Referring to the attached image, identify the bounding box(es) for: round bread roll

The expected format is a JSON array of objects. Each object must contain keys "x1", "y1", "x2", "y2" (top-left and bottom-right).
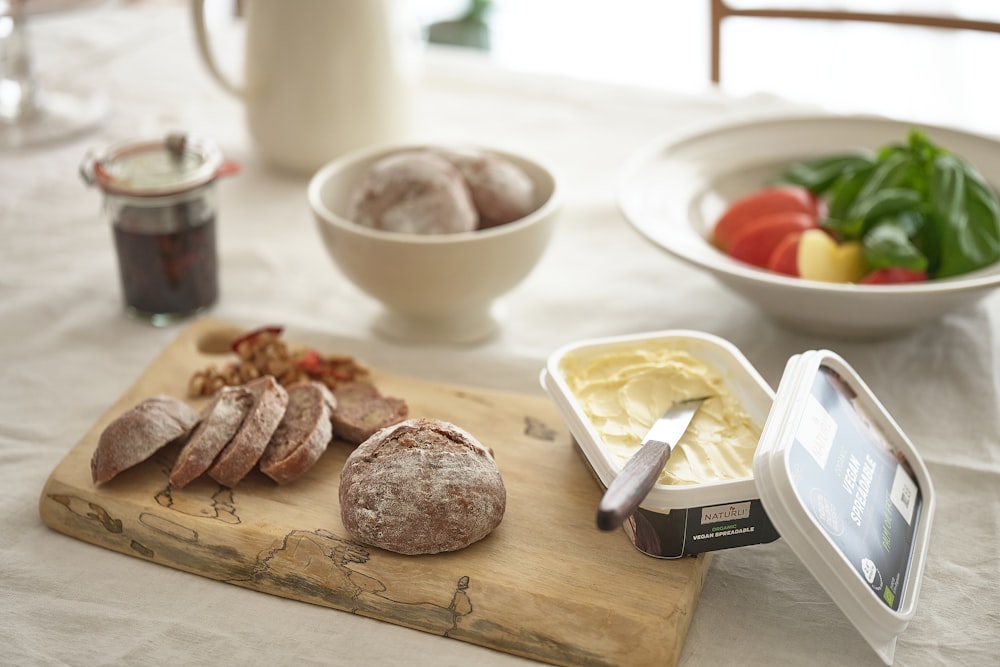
[
  {"x1": 339, "y1": 417, "x2": 506, "y2": 555},
  {"x1": 436, "y1": 148, "x2": 536, "y2": 228},
  {"x1": 349, "y1": 151, "x2": 478, "y2": 234}
]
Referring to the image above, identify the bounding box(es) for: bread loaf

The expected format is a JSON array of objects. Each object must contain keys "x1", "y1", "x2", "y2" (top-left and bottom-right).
[
  {"x1": 339, "y1": 418, "x2": 506, "y2": 555},
  {"x1": 259, "y1": 381, "x2": 336, "y2": 485},
  {"x1": 169, "y1": 384, "x2": 254, "y2": 488},
  {"x1": 436, "y1": 148, "x2": 536, "y2": 228},
  {"x1": 208, "y1": 375, "x2": 288, "y2": 488},
  {"x1": 91, "y1": 395, "x2": 199, "y2": 485},
  {"x1": 349, "y1": 151, "x2": 477, "y2": 234}
]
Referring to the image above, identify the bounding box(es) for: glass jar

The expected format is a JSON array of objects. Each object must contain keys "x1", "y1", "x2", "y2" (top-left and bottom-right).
[{"x1": 81, "y1": 134, "x2": 238, "y2": 326}]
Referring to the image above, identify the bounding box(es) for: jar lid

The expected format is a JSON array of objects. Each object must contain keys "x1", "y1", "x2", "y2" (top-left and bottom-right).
[
  {"x1": 81, "y1": 133, "x2": 235, "y2": 196},
  {"x1": 753, "y1": 350, "x2": 935, "y2": 665}
]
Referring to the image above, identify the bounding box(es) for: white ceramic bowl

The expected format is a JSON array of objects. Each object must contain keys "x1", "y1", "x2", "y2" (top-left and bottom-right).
[
  {"x1": 618, "y1": 112, "x2": 1000, "y2": 339},
  {"x1": 309, "y1": 144, "x2": 559, "y2": 343}
]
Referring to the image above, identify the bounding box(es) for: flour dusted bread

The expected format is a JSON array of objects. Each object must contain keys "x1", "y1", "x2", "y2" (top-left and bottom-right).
[
  {"x1": 169, "y1": 385, "x2": 254, "y2": 488},
  {"x1": 435, "y1": 148, "x2": 536, "y2": 228},
  {"x1": 349, "y1": 151, "x2": 477, "y2": 235},
  {"x1": 208, "y1": 375, "x2": 288, "y2": 488},
  {"x1": 92, "y1": 395, "x2": 199, "y2": 485},
  {"x1": 339, "y1": 417, "x2": 506, "y2": 555},
  {"x1": 330, "y1": 381, "x2": 408, "y2": 445},
  {"x1": 259, "y1": 381, "x2": 336, "y2": 485}
]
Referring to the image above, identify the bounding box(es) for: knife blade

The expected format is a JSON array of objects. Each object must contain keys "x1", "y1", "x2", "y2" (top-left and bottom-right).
[{"x1": 596, "y1": 396, "x2": 709, "y2": 531}]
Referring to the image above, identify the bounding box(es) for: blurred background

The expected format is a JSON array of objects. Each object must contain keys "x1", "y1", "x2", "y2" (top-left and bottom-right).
[
  {"x1": 12, "y1": 0, "x2": 1000, "y2": 140},
  {"x1": 415, "y1": 0, "x2": 1000, "y2": 136}
]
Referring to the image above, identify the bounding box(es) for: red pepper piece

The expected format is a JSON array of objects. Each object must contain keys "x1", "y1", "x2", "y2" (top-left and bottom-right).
[
  {"x1": 295, "y1": 349, "x2": 324, "y2": 374},
  {"x1": 229, "y1": 325, "x2": 284, "y2": 353}
]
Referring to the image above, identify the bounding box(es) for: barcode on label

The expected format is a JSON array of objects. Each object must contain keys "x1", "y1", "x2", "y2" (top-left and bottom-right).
[{"x1": 889, "y1": 463, "x2": 918, "y2": 525}]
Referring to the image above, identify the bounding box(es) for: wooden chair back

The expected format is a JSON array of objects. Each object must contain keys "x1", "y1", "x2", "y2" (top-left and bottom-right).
[{"x1": 710, "y1": 0, "x2": 1000, "y2": 83}]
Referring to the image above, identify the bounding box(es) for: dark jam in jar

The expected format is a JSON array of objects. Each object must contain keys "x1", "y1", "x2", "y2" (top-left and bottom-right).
[
  {"x1": 110, "y1": 197, "x2": 218, "y2": 323},
  {"x1": 82, "y1": 134, "x2": 235, "y2": 326}
]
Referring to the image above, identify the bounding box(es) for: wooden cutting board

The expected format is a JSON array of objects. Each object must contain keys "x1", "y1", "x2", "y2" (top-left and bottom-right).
[{"x1": 39, "y1": 317, "x2": 710, "y2": 667}]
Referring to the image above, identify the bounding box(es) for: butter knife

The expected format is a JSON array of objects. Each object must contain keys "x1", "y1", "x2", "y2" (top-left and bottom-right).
[{"x1": 596, "y1": 396, "x2": 709, "y2": 531}]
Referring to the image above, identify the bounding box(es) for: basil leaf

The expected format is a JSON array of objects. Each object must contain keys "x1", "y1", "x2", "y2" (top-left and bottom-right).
[
  {"x1": 862, "y1": 221, "x2": 928, "y2": 272},
  {"x1": 828, "y1": 163, "x2": 876, "y2": 228},
  {"x1": 851, "y1": 188, "x2": 923, "y2": 231},
  {"x1": 966, "y1": 179, "x2": 1000, "y2": 265},
  {"x1": 932, "y1": 156, "x2": 1000, "y2": 277},
  {"x1": 847, "y1": 150, "x2": 913, "y2": 220},
  {"x1": 821, "y1": 216, "x2": 864, "y2": 239},
  {"x1": 909, "y1": 210, "x2": 942, "y2": 275},
  {"x1": 907, "y1": 129, "x2": 945, "y2": 165},
  {"x1": 930, "y1": 154, "x2": 966, "y2": 221},
  {"x1": 776, "y1": 154, "x2": 873, "y2": 194}
]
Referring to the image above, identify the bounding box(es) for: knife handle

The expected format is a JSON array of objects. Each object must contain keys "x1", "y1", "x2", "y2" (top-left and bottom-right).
[{"x1": 596, "y1": 439, "x2": 672, "y2": 531}]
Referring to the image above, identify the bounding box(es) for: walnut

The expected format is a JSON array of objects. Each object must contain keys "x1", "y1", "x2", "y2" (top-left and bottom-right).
[{"x1": 188, "y1": 326, "x2": 370, "y2": 398}]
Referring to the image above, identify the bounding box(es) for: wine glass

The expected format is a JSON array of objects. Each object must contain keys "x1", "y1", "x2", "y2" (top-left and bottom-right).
[{"x1": 0, "y1": 0, "x2": 108, "y2": 148}]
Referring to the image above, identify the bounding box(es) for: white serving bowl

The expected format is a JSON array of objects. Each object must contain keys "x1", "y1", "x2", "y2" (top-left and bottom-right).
[
  {"x1": 309, "y1": 144, "x2": 559, "y2": 343},
  {"x1": 618, "y1": 112, "x2": 1000, "y2": 339}
]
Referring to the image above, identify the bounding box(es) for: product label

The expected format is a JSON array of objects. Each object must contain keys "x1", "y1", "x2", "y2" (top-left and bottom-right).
[
  {"x1": 787, "y1": 365, "x2": 923, "y2": 611},
  {"x1": 626, "y1": 499, "x2": 780, "y2": 558},
  {"x1": 701, "y1": 501, "x2": 752, "y2": 524}
]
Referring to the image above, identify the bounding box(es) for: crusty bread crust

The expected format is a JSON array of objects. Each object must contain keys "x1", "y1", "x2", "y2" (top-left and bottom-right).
[
  {"x1": 208, "y1": 375, "x2": 288, "y2": 488},
  {"x1": 169, "y1": 385, "x2": 254, "y2": 488},
  {"x1": 330, "y1": 381, "x2": 408, "y2": 445},
  {"x1": 260, "y1": 381, "x2": 336, "y2": 485},
  {"x1": 91, "y1": 395, "x2": 200, "y2": 485},
  {"x1": 435, "y1": 148, "x2": 536, "y2": 228},
  {"x1": 349, "y1": 151, "x2": 477, "y2": 234},
  {"x1": 339, "y1": 418, "x2": 506, "y2": 555}
]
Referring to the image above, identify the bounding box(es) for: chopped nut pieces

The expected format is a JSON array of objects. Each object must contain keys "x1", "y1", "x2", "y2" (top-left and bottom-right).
[{"x1": 189, "y1": 326, "x2": 369, "y2": 398}]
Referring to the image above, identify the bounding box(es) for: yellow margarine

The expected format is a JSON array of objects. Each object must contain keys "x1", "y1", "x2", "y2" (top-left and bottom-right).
[{"x1": 560, "y1": 342, "x2": 761, "y2": 485}]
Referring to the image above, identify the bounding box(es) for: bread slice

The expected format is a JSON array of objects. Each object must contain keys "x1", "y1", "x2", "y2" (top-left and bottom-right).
[
  {"x1": 259, "y1": 381, "x2": 336, "y2": 485},
  {"x1": 169, "y1": 385, "x2": 255, "y2": 488},
  {"x1": 330, "y1": 381, "x2": 408, "y2": 445},
  {"x1": 207, "y1": 375, "x2": 288, "y2": 488},
  {"x1": 91, "y1": 395, "x2": 199, "y2": 485}
]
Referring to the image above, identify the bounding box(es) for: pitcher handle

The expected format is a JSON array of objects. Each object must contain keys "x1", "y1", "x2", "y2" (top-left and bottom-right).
[{"x1": 191, "y1": 0, "x2": 244, "y2": 98}]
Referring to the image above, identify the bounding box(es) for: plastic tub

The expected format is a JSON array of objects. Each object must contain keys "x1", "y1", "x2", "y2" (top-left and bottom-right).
[
  {"x1": 541, "y1": 330, "x2": 935, "y2": 665},
  {"x1": 541, "y1": 330, "x2": 778, "y2": 558}
]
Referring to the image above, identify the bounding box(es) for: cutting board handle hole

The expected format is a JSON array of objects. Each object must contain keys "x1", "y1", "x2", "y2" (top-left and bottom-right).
[{"x1": 195, "y1": 325, "x2": 245, "y2": 356}]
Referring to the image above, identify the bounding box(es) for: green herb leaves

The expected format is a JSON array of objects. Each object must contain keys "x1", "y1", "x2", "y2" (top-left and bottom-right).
[{"x1": 777, "y1": 129, "x2": 1000, "y2": 279}]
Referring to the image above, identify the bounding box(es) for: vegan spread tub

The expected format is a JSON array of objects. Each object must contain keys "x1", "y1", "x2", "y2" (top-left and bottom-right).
[
  {"x1": 558, "y1": 343, "x2": 761, "y2": 486},
  {"x1": 542, "y1": 330, "x2": 780, "y2": 559},
  {"x1": 542, "y1": 330, "x2": 935, "y2": 665}
]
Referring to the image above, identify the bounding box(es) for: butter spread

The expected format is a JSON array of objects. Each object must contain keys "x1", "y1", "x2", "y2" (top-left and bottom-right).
[{"x1": 560, "y1": 342, "x2": 761, "y2": 485}]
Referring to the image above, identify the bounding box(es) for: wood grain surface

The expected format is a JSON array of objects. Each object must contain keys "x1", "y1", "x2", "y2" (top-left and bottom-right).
[{"x1": 39, "y1": 317, "x2": 710, "y2": 667}]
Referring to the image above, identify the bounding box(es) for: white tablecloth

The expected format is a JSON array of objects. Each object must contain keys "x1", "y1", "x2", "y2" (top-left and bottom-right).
[{"x1": 2, "y1": 3, "x2": 998, "y2": 666}]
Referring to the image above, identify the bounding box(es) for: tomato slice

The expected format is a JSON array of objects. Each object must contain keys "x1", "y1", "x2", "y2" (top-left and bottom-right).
[
  {"x1": 859, "y1": 267, "x2": 928, "y2": 284},
  {"x1": 766, "y1": 231, "x2": 803, "y2": 276},
  {"x1": 726, "y1": 212, "x2": 818, "y2": 269},
  {"x1": 713, "y1": 185, "x2": 824, "y2": 251}
]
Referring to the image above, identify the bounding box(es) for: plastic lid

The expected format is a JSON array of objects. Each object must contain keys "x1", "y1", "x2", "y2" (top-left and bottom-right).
[
  {"x1": 82, "y1": 133, "x2": 232, "y2": 196},
  {"x1": 753, "y1": 350, "x2": 935, "y2": 665}
]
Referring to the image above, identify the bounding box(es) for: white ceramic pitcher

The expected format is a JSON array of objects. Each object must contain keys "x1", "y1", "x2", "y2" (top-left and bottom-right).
[{"x1": 191, "y1": 0, "x2": 419, "y2": 174}]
